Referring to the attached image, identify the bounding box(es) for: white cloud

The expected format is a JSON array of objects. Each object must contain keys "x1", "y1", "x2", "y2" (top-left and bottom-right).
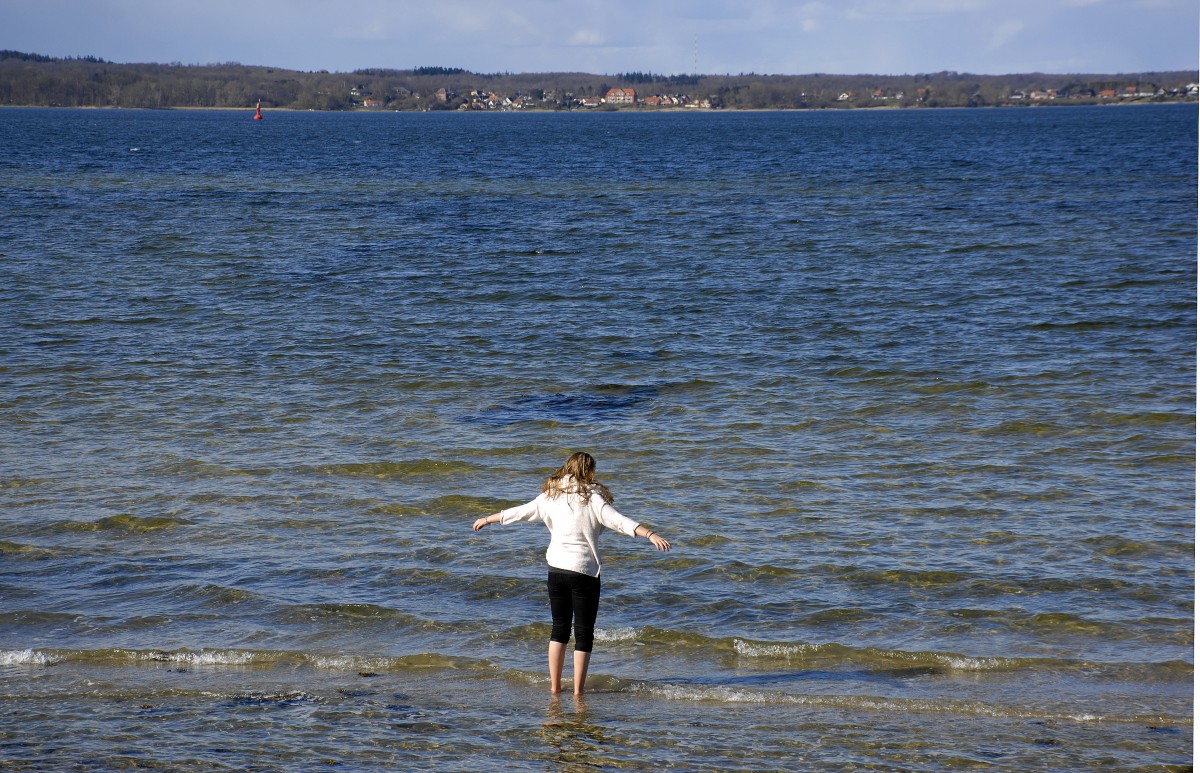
[
  {"x1": 568, "y1": 29, "x2": 605, "y2": 47},
  {"x1": 797, "y1": 1, "x2": 833, "y2": 15},
  {"x1": 0, "y1": 0, "x2": 1192, "y2": 76},
  {"x1": 847, "y1": 0, "x2": 988, "y2": 18},
  {"x1": 988, "y1": 18, "x2": 1025, "y2": 51},
  {"x1": 793, "y1": 1, "x2": 830, "y2": 31},
  {"x1": 899, "y1": 0, "x2": 988, "y2": 10}
]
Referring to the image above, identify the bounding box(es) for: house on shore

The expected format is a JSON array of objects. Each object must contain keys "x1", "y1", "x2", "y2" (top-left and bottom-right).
[{"x1": 604, "y1": 87, "x2": 636, "y2": 105}]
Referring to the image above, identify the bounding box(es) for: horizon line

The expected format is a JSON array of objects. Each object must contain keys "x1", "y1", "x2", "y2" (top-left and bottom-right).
[{"x1": 3, "y1": 50, "x2": 1197, "y2": 80}]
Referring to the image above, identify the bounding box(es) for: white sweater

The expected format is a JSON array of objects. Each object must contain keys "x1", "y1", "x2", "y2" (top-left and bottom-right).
[{"x1": 497, "y1": 481, "x2": 640, "y2": 578}]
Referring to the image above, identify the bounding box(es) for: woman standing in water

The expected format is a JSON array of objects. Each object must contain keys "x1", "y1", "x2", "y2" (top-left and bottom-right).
[{"x1": 472, "y1": 452, "x2": 671, "y2": 695}]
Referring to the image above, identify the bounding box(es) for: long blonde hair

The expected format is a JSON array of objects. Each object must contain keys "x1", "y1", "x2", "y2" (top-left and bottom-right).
[{"x1": 542, "y1": 451, "x2": 614, "y2": 505}]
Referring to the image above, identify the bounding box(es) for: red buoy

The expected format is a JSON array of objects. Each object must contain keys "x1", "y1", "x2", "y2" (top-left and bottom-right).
[{"x1": 253, "y1": 99, "x2": 263, "y2": 120}]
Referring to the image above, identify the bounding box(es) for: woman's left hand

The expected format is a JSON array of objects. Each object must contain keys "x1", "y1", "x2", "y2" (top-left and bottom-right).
[{"x1": 649, "y1": 533, "x2": 671, "y2": 551}]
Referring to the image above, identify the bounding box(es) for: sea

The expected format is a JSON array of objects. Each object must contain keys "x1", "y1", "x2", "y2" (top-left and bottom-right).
[{"x1": 0, "y1": 104, "x2": 1194, "y2": 771}]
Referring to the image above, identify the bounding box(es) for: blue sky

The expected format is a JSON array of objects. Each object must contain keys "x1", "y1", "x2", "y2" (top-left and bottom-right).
[{"x1": 2, "y1": 0, "x2": 1196, "y2": 75}]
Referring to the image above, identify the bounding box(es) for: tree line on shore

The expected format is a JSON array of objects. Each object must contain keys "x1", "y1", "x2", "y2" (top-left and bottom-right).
[{"x1": 1, "y1": 50, "x2": 1195, "y2": 111}]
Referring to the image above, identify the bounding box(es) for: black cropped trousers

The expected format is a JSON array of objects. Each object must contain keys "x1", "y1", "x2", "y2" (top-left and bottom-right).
[{"x1": 547, "y1": 568, "x2": 601, "y2": 652}]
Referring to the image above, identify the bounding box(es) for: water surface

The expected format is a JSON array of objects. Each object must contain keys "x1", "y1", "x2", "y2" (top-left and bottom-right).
[{"x1": 0, "y1": 105, "x2": 1194, "y2": 771}]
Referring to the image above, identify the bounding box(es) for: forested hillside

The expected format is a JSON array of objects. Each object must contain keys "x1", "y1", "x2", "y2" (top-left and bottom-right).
[{"x1": 1, "y1": 50, "x2": 1194, "y2": 110}]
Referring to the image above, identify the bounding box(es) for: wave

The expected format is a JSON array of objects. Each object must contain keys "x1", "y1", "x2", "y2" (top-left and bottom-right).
[
  {"x1": 7, "y1": 637, "x2": 1183, "y2": 684},
  {"x1": 978, "y1": 414, "x2": 1195, "y2": 439},
  {"x1": 151, "y1": 456, "x2": 257, "y2": 478},
  {"x1": 685, "y1": 560, "x2": 803, "y2": 583},
  {"x1": 0, "y1": 476, "x2": 49, "y2": 489},
  {"x1": 422, "y1": 494, "x2": 520, "y2": 516},
  {"x1": 1, "y1": 646, "x2": 1186, "y2": 729},
  {"x1": 729, "y1": 638, "x2": 1017, "y2": 672},
  {"x1": 623, "y1": 681, "x2": 1189, "y2": 725},
  {"x1": 262, "y1": 493, "x2": 516, "y2": 520},
  {"x1": 687, "y1": 534, "x2": 735, "y2": 548},
  {"x1": 155, "y1": 457, "x2": 488, "y2": 481},
  {"x1": 0, "y1": 647, "x2": 482, "y2": 673},
  {"x1": 0, "y1": 540, "x2": 55, "y2": 558},
  {"x1": 2, "y1": 642, "x2": 1189, "y2": 727},
  {"x1": 822, "y1": 366, "x2": 997, "y2": 395},
  {"x1": 803, "y1": 563, "x2": 1179, "y2": 603},
  {"x1": 977, "y1": 419, "x2": 1065, "y2": 437},
  {"x1": 750, "y1": 641, "x2": 1191, "y2": 681},
  {"x1": 1083, "y1": 535, "x2": 1191, "y2": 559},
  {"x1": 274, "y1": 602, "x2": 427, "y2": 626},
  {"x1": 1097, "y1": 410, "x2": 1195, "y2": 428},
  {"x1": 52, "y1": 514, "x2": 192, "y2": 533},
  {"x1": 582, "y1": 628, "x2": 1193, "y2": 681},
  {"x1": 170, "y1": 583, "x2": 261, "y2": 607},
  {"x1": 1123, "y1": 453, "x2": 1194, "y2": 466},
  {"x1": 594, "y1": 627, "x2": 640, "y2": 643},
  {"x1": 272, "y1": 602, "x2": 475, "y2": 636},
  {"x1": 0, "y1": 649, "x2": 60, "y2": 667},
  {"x1": 312, "y1": 459, "x2": 481, "y2": 479},
  {"x1": 0, "y1": 611, "x2": 78, "y2": 627}
]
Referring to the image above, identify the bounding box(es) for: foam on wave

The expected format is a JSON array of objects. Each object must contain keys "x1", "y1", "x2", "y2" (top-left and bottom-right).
[
  {"x1": 0, "y1": 649, "x2": 60, "y2": 666},
  {"x1": 628, "y1": 681, "x2": 1175, "y2": 725}
]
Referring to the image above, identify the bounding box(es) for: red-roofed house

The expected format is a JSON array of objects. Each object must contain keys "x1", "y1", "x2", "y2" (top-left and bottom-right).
[{"x1": 604, "y1": 87, "x2": 637, "y2": 105}]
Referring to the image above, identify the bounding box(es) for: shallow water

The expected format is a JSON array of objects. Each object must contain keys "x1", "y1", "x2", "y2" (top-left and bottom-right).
[{"x1": 0, "y1": 105, "x2": 1194, "y2": 771}]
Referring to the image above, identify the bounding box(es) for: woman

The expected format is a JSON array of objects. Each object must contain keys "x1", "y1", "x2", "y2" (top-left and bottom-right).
[{"x1": 472, "y1": 452, "x2": 671, "y2": 695}]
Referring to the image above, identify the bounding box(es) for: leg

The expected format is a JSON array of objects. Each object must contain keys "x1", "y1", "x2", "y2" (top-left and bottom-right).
[
  {"x1": 573, "y1": 650, "x2": 591, "y2": 696},
  {"x1": 548, "y1": 641, "x2": 567, "y2": 694},
  {"x1": 546, "y1": 572, "x2": 574, "y2": 694},
  {"x1": 570, "y1": 575, "x2": 601, "y2": 695}
]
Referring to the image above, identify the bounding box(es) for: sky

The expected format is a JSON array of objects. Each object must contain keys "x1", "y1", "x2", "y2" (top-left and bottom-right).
[{"x1": 2, "y1": 0, "x2": 1196, "y2": 76}]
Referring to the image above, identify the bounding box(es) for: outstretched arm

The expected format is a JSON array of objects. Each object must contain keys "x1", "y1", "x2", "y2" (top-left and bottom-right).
[
  {"x1": 472, "y1": 513, "x2": 502, "y2": 531},
  {"x1": 634, "y1": 524, "x2": 671, "y2": 551},
  {"x1": 475, "y1": 496, "x2": 545, "y2": 531}
]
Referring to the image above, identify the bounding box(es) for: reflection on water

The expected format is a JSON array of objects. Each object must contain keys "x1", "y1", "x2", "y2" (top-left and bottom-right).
[{"x1": 541, "y1": 694, "x2": 633, "y2": 772}]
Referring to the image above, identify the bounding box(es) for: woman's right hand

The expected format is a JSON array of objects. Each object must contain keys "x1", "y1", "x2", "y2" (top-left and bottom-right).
[
  {"x1": 648, "y1": 533, "x2": 671, "y2": 551},
  {"x1": 472, "y1": 516, "x2": 492, "y2": 531}
]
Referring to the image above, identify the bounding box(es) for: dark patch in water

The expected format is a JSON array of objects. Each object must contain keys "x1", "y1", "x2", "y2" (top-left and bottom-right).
[
  {"x1": 225, "y1": 692, "x2": 316, "y2": 708},
  {"x1": 461, "y1": 385, "x2": 658, "y2": 425},
  {"x1": 609, "y1": 349, "x2": 670, "y2": 361}
]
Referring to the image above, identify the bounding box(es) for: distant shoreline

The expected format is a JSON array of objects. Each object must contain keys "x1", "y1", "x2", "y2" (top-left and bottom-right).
[
  {"x1": 1, "y1": 101, "x2": 1193, "y2": 114},
  {"x1": 4, "y1": 102, "x2": 1195, "y2": 116},
  {"x1": 3, "y1": 52, "x2": 1195, "y2": 112}
]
